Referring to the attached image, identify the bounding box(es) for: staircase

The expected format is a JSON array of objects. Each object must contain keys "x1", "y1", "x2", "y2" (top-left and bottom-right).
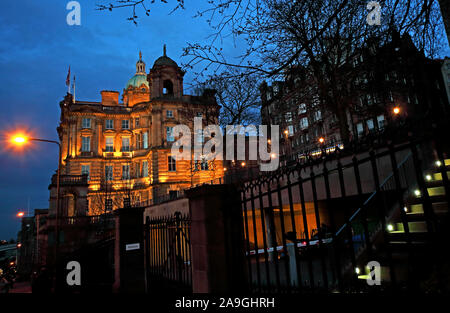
[
  {"x1": 337, "y1": 157, "x2": 450, "y2": 292},
  {"x1": 383, "y1": 158, "x2": 450, "y2": 290}
]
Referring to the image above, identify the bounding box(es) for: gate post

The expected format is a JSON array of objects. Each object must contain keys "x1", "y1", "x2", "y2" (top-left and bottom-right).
[
  {"x1": 113, "y1": 207, "x2": 145, "y2": 293},
  {"x1": 186, "y1": 184, "x2": 248, "y2": 293}
]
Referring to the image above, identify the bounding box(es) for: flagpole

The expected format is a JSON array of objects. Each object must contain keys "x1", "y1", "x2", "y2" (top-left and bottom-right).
[{"x1": 73, "y1": 75, "x2": 76, "y2": 103}]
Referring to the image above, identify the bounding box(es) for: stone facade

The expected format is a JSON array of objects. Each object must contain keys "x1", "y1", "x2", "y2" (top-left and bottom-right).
[{"x1": 55, "y1": 50, "x2": 224, "y2": 216}]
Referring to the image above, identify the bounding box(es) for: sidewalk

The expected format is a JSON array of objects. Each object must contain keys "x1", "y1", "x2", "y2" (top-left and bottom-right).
[{"x1": 10, "y1": 281, "x2": 32, "y2": 293}]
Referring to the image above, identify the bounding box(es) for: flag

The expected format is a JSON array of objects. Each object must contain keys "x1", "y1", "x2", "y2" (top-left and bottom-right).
[{"x1": 66, "y1": 66, "x2": 71, "y2": 86}]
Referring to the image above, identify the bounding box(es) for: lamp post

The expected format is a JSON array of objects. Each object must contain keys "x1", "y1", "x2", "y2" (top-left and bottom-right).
[{"x1": 11, "y1": 135, "x2": 62, "y2": 268}]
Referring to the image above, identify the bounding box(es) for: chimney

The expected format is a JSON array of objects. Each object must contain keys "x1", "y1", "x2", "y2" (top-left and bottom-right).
[{"x1": 101, "y1": 90, "x2": 120, "y2": 106}]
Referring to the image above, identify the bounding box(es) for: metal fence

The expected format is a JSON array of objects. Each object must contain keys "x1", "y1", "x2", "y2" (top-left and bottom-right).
[
  {"x1": 144, "y1": 212, "x2": 192, "y2": 293},
  {"x1": 239, "y1": 138, "x2": 447, "y2": 293}
]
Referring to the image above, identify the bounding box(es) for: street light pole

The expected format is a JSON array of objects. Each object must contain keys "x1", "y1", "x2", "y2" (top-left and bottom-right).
[
  {"x1": 28, "y1": 139, "x2": 61, "y2": 265},
  {"x1": 11, "y1": 136, "x2": 61, "y2": 266}
]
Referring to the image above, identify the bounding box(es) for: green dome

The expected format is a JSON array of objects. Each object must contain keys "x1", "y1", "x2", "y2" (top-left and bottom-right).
[{"x1": 126, "y1": 74, "x2": 149, "y2": 89}]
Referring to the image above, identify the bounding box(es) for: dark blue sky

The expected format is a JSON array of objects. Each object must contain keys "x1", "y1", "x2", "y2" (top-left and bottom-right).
[
  {"x1": 0, "y1": 1, "x2": 448, "y2": 240},
  {"x1": 0, "y1": 0, "x2": 234, "y2": 239}
]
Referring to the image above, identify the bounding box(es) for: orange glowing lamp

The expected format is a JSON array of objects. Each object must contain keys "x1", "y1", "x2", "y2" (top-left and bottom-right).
[
  {"x1": 393, "y1": 107, "x2": 401, "y2": 115},
  {"x1": 318, "y1": 137, "x2": 325, "y2": 144},
  {"x1": 17, "y1": 212, "x2": 25, "y2": 217},
  {"x1": 10, "y1": 134, "x2": 30, "y2": 148}
]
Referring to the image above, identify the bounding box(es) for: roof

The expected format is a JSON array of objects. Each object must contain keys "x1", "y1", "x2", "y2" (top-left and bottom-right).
[
  {"x1": 126, "y1": 74, "x2": 149, "y2": 89},
  {"x1": 153, "y1": 55, "x2": 178, "y2": 68}
]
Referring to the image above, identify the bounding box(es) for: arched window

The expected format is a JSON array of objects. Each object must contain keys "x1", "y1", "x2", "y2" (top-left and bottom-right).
[{"x1": 163, "y1": 80, "x2": 173, "y2": 95}]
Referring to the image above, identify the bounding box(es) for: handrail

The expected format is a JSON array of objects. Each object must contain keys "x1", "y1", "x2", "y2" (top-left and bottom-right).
[
  {"x1": 335, "y1": 151, "x2": 412, "y2": 237},
  {"x1": 242, "y1": 140, "x2": 415, "y2": 193}
]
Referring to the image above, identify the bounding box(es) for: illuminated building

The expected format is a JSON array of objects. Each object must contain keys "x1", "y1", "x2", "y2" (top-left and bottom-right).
[{"x1": 52, "y1": 48, "x2": 223, "y2": 216}]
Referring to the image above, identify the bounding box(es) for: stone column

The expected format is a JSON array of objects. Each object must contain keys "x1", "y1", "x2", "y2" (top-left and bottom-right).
[
  {"x1": 113, "y1": 207, "x2": 145, "y2": 293},
  {"x1": 186, "y1": 185, "x2": 248, "y2": 293}
]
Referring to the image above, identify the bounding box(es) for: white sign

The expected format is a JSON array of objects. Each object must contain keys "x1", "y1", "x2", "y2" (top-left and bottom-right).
[{"x1": 125, "y1": 243, "x2": 140, "y2": 251}]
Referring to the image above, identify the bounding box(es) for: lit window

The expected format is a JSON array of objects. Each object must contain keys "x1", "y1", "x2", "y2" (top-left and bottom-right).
[
  {"x1": 105, "y1": 119, "x2": 114, "y2": 129},
  {"x1": 105, "y1": 137, "x2": 114, "y2": 152},
  {"x1": 285, "y1": 112, "x2": 292, "y2": 122},
  {"x1": 168, "y1": 156, "x2": 176, "y2": 172},
  {"x1": 377, "y1": 115, "x2": 385, "y2": 129},
  {"x1": 81, "y1": 136, "x2": 90, "y2": 152},
  {"x1": 82, "y1": 118, "x2": 91, "y2": 129},
  {"x1": 122, "y1": 164, "x2": 130, "y2": 180},
  {"x1": 122, "y1": 120, "x2": 130, "y2": 129},
  {"x1": 288, "y1": 125, "x2": 294, "y2": 136},
  {"x1": 300, "y1": 117, "x2": 309, "y2": 129},
  {"x1": 166, "y1": 110, "x2": 173, "y2": 118},
  {"x1": 81, "y1": 164, "x2": 90, "y2": 180},
  {"x1": 122, "y1": 137, "x2": 130, "y2": 152},
  {"x1": 143, "y1": 132, "x2": 148, "y2": 149},
  {"x1": 105, "y1": 165, "x2": 113, "y2": 181},
  {"x1": 367, "y1": 119, "x2": 374, "y2": 130},
  {"x1": 166, "y1": 127, "x2": 174, "y2": 142},
  {"x1": 357, "y1": 123, "x2": 364, "y2": 136},
  {"x1": 314, "y1": 110, "x2": 322, "y2": 121},
  {"x1": 142, "y1": 161, "x2": 148, "y2": 177},
  {"x1": 298, "y1": 103, "x2": 306, "y2": 114}
]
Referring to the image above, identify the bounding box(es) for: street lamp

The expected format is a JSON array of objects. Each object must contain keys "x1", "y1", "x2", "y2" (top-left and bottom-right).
[
  {"x1": 393, "y1": 106, "x2": 401, "y2": 115},
  {"x1": 10, "y1": 134, "x2": 62, "y2": 266},
  {"x1": 16, "y1": 212, "x2": 25, "y2": 218},
  {"x1": 318, "y1": 137, "x2": 325, "y2": 144}
]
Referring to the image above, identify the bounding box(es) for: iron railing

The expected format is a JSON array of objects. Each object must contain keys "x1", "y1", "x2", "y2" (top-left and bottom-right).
[
  {"x1": 238, "y1": 137, "x2": 445, "y2": 293},
  {"x1": 144, "y1": 212, "x2": 192, "y2": 293}
]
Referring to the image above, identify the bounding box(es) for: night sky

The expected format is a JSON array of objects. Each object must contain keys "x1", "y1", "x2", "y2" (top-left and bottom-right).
[
  {"x1": 0, "y1": 1, "x2": 448, "y2": 240},
  {"x1": 0, "y1": 0, "x2": 236, "y2": 240}
]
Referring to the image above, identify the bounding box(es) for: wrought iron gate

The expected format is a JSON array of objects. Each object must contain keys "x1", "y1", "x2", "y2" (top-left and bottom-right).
[{"x1": 144, "y1": 212, "x2": 192, "y2": 293}]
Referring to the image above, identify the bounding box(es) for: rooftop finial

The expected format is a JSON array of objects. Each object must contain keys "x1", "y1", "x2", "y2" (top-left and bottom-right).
[
  {"x1": 163, "y1": 44, "x2": 167, "y2": 57},
  {"x1": 139, "y1": 50, "x2": 142, "y2": 60}
]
